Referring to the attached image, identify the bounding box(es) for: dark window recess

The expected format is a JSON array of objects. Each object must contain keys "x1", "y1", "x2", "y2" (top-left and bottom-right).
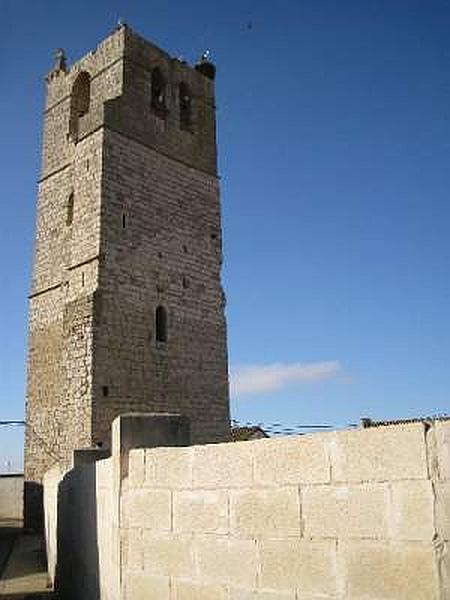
[
  {"x1": 182, "y1": 276, "x2": 189, "y2": 289},
  {"x1": 183, "y1": 245, "x2": 188, "y2": 254},
  {"x1": 67, "y1": 193, "x2": 74, "y2": 226},
  {"x1": 179, "y1": 83, "x2": 192, "y2": 130},
  {"x1": 151, "y1": 68, "x2": 167, "y2": 116},
  {"x1": 69, "y1": 71, "x2": 91, "y2": 141},
  {"x1": 155, "y1": 305, "x2": 168, "y2": 343},
  {"x1": 211, "y1": 232, "x2": 218, "y2": 240},
  {"x1": 102, "y1": 386, "x2": 109, "y2": 397},
  {"x1": 81, "y1": 272, "x2": 85, "y2": 287},
  {"x1": 122, "y1": 213, "x2": 127, "y2": 229}
]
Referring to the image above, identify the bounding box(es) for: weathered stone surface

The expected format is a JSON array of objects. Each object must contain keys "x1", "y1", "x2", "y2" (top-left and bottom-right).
[
  {"x1": 389, "y1": 480, "x2": 434, "y2": 541},
  {"x1": 145, "y1": 447, "x2": 193, "y2": 489},
  {"x1": 173, "y1": 489, "x2": 229, "y2": 534},
  {"x1": 195, "y1": 535, "x2": 258, "y2": 587},
  {"x1": 253, "y1": 434, "x2": 330, "y2": 485},
  {"x1": 230, "y1": 590, "x2": 296, "y2": 600},
  {"x1": 172, "y1": 579, "x2": 229, "y2": 600},
  {"x1": 128, "y1": 450, "x2": 145, "y2": 488},
  {"x1": 121, "y1": 488, "x2": 171, "y2": 531},
  {"x1": 123, "y1": 571, "x2": 170, "y2": 600},
  {"x1": 143, "y1": 533, "x2": 195, "y2": 578},
  {"x1": 329, "y1": 423, "x2": 428, "y2": 483},
  {"x1": 302, "y1": 483, "x2": 389, "y2": 539},
  {"x1": 121, "y1": 527, "x2": 144, "y2": 571},
  {"x1": 435, "y1": 421, "x2": 450, "y2": 480},
  {"x1": 230, "y1": 487, "x2": 301, "y2": 538},
  {"x1": 259, "y1": 539, "x2": 337, "y2": 596},
  {"x1": 193, "y1": 442, "x2": 253, "y2": 489},
  {"x1": 435, "y1": 482, "x2": 450, "y2": 541},
  {"x1": 340, "y1": 540, "x2": 435, "y2": 599}
]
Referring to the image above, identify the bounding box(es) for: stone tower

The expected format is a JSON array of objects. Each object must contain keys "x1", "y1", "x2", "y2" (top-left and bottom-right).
[{"x1": 24, "y1": 26, "x2": 230, "y2": 527}]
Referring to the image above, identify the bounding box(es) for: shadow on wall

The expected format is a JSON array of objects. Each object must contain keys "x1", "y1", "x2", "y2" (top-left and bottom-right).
[{"x1": 54, "y1": 463, "x2": 100, "y2": 600}]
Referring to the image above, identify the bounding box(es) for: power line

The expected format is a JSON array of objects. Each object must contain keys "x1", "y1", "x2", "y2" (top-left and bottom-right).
[
  {"x1": 231, "y1": 418, "x2": 358, "y2": 436},
  {"x1": 0, "y1": 420, "x2": 25, "y2": 426}
]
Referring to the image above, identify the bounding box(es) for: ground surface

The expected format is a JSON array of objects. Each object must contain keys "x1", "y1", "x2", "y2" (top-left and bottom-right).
[{"x1": 0, "y1": 521, "x2": 54, "y2": 599}]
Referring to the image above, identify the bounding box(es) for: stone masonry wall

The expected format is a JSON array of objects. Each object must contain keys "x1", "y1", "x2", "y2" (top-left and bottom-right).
[
  {"x1": 92, "y1": 128, "x2": 229, "y2": 447},
  {"x1": 44, "y1": 417, "x2": 450, "y2": 599},
  {"x1": 25, "y1": 128, "x2": 104, "y2": 492}
]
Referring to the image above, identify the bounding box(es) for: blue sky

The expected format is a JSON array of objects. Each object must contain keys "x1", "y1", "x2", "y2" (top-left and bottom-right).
[{"x1": 1, "y1": 0, "x2": 450, "y2": 470}]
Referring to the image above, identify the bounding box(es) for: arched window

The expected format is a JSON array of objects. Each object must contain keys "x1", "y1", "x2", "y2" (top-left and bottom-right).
[
  {"x1": 179, "y1": 83, "x2": 192, "y2": 130},
  {"x1": 69, "y1": 71, "x2": 91, "y2": 140},
  {"x1": 66, "y1": 193, "x2": 74, "y2": 226},
  {"x1": 151, "y1": 68, "x2": 167, "y2": 116},
  {"x1": 155, "y1": 305, "x2": 167, "y2": 343}
]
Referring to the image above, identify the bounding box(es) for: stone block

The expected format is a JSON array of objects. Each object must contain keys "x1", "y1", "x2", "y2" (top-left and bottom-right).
[
  {"x1": 229, "y1": 588, "x2": 296, "y2": 599},
  {"x1": 145, "y1": 447, "x2": 193, "y2": 489},
  {"x1": 123, "y1": 571, "x2": 170, "y2": 600},
  {"x1": 329, "y1": 424, "x2": 428, "y2": 482},
  {"x1": 195, "y1": 535, "x2": 258, "y2": 587},
  {"x1": 435, "y1": 482, "x2": 450, "y2": 541},
  {"x1": 143, "y1": 533, "x2": 194, "y2": 577},
  {"x1": 173, "y1": 490, "x2": 229, "y2": 534},
  {"x1": 172, "y1": 579, "x2": 229, "y2": 600},
  {"x1": 121, "y1": 527, "x2": 143, "y2": 570},
  {"x1": 231, "y1": 487, "x2": 300, "y2": 538},
  {"x1": 128, "y1": 449, "x2": 145, "y2": 488},
  {"x1": 438, "y1": 541, "x2": 450, "y2": 599},
  {"x1": 390, "y1": 480, "x2": 434, "y2": 541},
  {"x1": 302, "y1": 483, "x2": 388, "y2": 539},
  {"x1": 340, "y1": 540, "x2": 435, "y2": 599},
  {"x1": 121, "y1": 489, "x2": 170, "y2": 531},
  {"x1": 253, "y1": 435, "x2": 330, "y2": 486},
  {"x1": 193, "y1": 442, "x2": 253, "y2": 489},
  {"x1": 435, "y1": 421, "x2": 450, "y2": 480},
  {"x1": 260, "y1": 539, "x2": 337, "y2": 596}
]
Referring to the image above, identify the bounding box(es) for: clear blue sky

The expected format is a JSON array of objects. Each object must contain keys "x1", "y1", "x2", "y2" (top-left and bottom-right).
[{"x1": 1, "y1": 0, "x2": 450, "y2": 470}]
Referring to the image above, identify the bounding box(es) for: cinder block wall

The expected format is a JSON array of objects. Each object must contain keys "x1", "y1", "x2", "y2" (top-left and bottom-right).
[
  {"x1": 122, "y1": 422, "x2": 449, "y2": 599},
  {"x1": 44, "y1": 418, "x2": 450, "y2": 599}
]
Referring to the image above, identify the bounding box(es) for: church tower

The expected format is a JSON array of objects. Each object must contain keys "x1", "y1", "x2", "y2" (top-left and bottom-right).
[{"x1": 24, "y1": 26, "x2": 230, "y2": 527}]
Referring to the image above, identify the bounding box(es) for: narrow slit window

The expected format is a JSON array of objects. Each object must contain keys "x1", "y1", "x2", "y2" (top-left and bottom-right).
[
  {"x1": 122, "y1": 213, "x2": 127, "y2": 229},
  {"x1": 155, "y1": 305, "x2": 167, "y2": 343},
  {"x1": 66, "y1": 193, "x2": 74, "y2": 226},
  {"x1": 179, "y1": 83, "x2": 192, "y2": 130}
]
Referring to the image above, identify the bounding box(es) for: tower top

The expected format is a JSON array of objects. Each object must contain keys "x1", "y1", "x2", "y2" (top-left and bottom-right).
[{"x1": 41, "y1": 24, "x2": 219, "y2": 180}]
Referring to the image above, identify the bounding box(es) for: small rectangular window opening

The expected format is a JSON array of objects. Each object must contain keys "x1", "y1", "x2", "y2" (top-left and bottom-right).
[
  {"x1": 122, "y1": 213, "x2": 127, "y2": 229},
  {"x1": 81, "y1": 272, "x2": 85, "y2": 287},
  {"x1": 102, "y1": 386, "x2": 109, "y2": 397}
]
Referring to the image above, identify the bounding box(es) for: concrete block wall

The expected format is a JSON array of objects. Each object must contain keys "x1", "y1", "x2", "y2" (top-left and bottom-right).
[
  {"x1": 43, "y1": 415, "x2": 450, "y2": 599},
  {"x1": 0, "y1": 474, "x2": 23, "y2": 521},
  {"x1": 122, "y1": 422, "x2": 448, "y2": 599}
]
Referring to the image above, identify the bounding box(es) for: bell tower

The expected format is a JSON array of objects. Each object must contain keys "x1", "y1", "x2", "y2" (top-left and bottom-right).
[{"x1": 24, "y1": 26, "x2": 230, "y2": 527}]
